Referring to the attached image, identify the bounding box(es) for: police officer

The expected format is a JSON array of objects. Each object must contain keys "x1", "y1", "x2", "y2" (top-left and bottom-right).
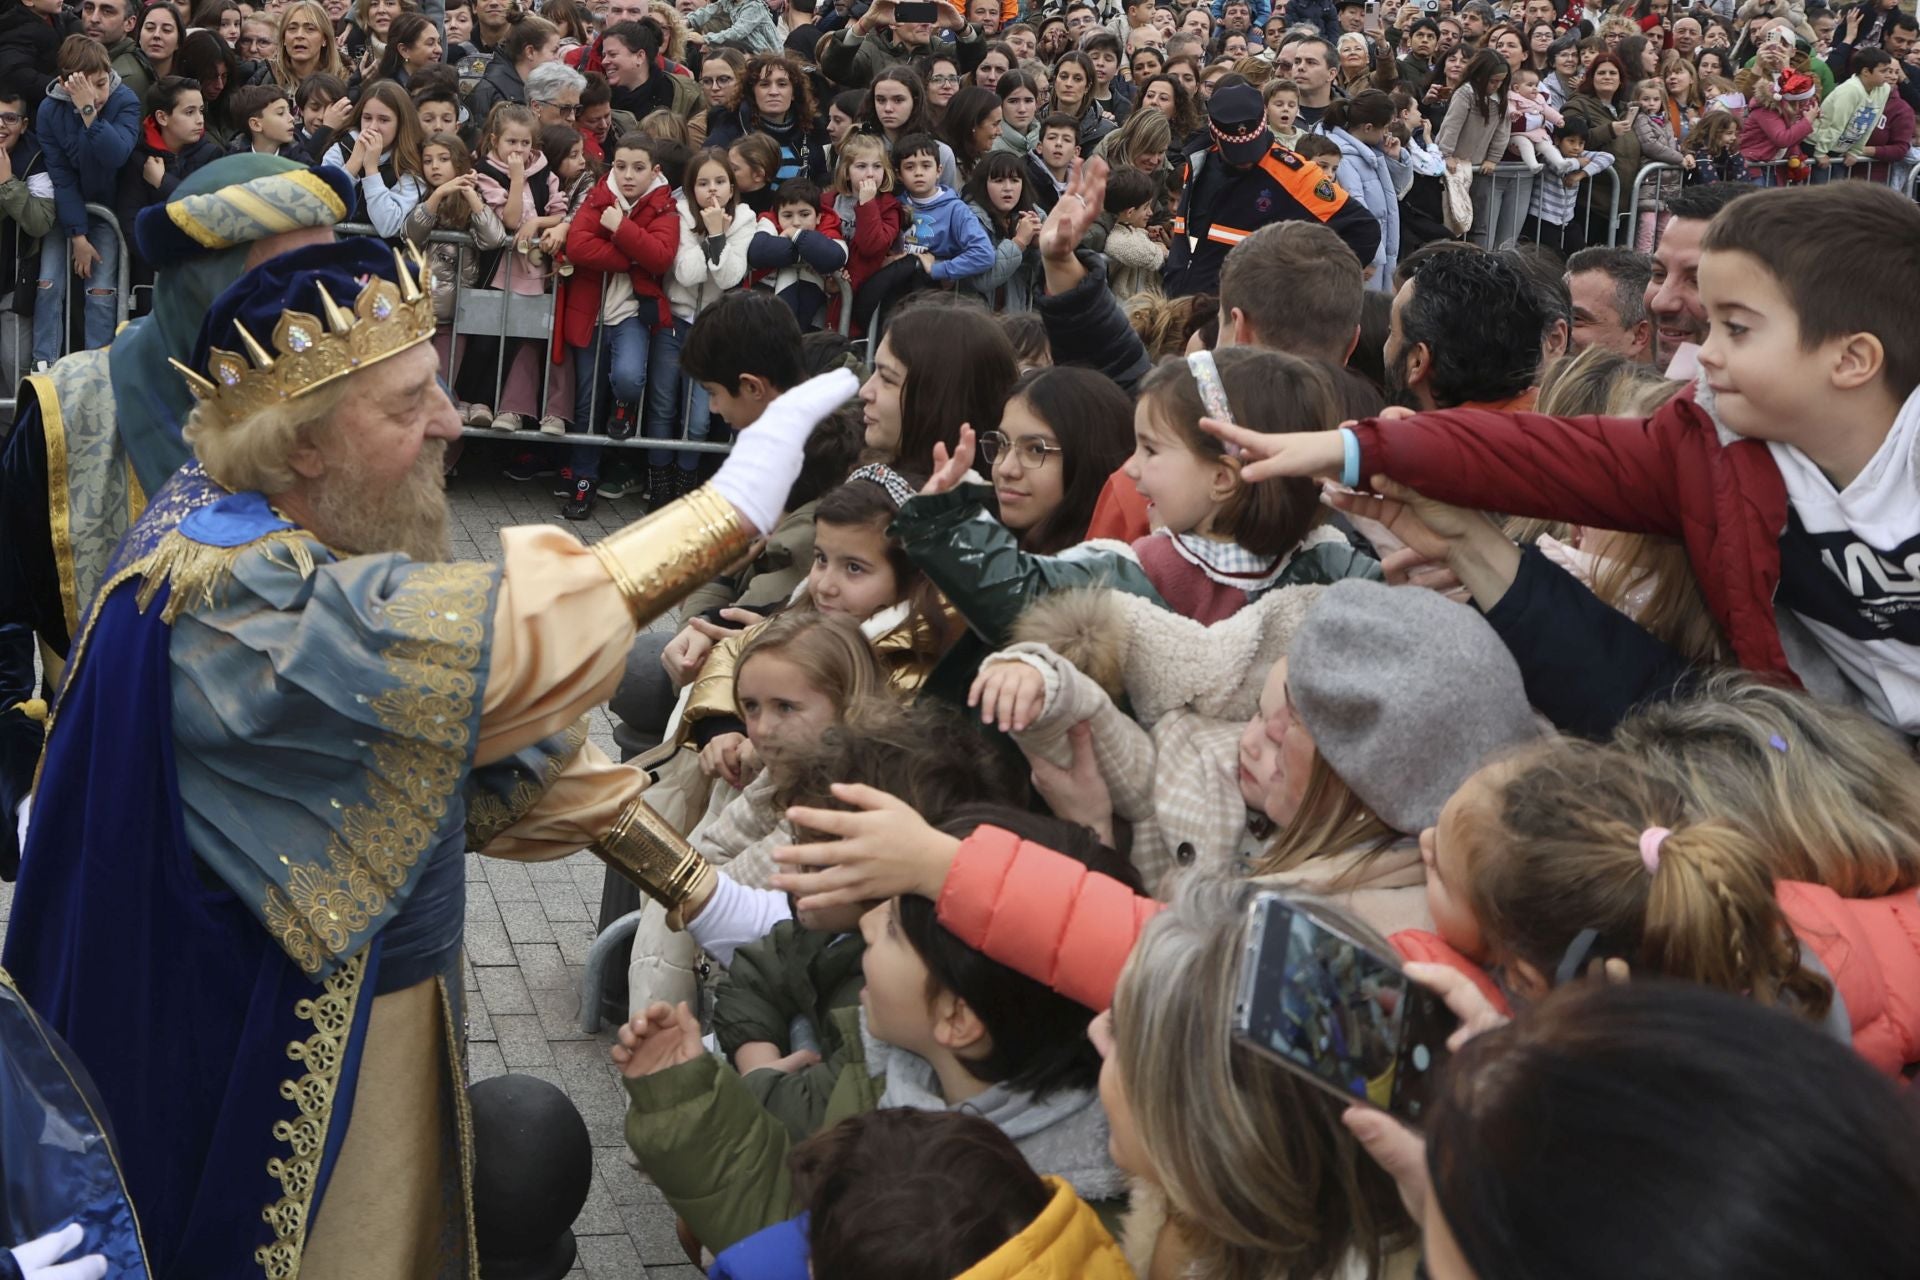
[{"x1": 1165, "y1": 82, "x2": 1381, "y2": 297}]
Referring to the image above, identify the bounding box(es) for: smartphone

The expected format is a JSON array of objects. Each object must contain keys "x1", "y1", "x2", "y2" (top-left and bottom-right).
[
  {"x1": 895, "y1": 2, "x2": 939, "y2": 22},
  {"x1": 1231, "y1": 892, "x2": 1457, "y2": 1125}
]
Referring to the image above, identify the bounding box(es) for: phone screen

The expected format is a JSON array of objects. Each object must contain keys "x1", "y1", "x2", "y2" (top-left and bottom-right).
[
  {"x1": 1232, "y1": 894, "x2": 1454, "y2": 1124},
  {"x1": 895, "y1": 2, "x2": 939, "y2": 21}
]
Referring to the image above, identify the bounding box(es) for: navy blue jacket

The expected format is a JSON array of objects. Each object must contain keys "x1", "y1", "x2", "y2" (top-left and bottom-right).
[{"x1": 36, "y1": 80, "x2": 140, "y2": 234}]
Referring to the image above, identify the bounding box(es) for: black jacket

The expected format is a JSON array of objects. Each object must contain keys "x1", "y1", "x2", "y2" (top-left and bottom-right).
[
  {"x1": 1034, "y1": 249, "x2": 1150, "y2": 394},
  {"x1": 0, "y1": 1, "x2": 64, "y2": 108},
  {"x1": 115, "y1": 122, "x2": 224, "y2": 269},
  {"x1": 1480, "y1": 545, "x2": 1697, "y2": 740}
]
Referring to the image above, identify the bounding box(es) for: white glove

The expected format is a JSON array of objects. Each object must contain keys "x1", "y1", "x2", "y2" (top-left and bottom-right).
[
  {"x1": 710, "y1": 369, "x2": 859, "y2": 535},
  {"x1": 11, "y1": 1224, "x2": 107, "y2": 1280}
]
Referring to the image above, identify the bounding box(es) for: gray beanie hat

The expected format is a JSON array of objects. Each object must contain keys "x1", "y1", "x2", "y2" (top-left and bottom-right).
[{"x1": 1288, "y1": 579, "x2": 1542, "y2": 834}]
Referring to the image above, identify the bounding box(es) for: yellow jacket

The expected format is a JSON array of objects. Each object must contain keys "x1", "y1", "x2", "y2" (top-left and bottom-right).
[{"x1": 957, "y1": 1177, "x2": 1133, "y2": 1280}]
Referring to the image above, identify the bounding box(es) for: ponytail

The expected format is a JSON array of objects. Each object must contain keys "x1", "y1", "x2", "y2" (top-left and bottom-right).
[
  {"x1": 1466, "y1": 740, "x2": 1830, "y2": 1017},
  {"x1": 1323, "y1": 88, "x2": 1394, "y2": 133}
]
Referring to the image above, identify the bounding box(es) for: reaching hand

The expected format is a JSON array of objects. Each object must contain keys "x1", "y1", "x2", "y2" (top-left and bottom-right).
[
  {"x1": 1038, "y1": 155, "x2": 1110, "y2": 264},
  {"x1": 1198, "y1": 421, "x2": 1347, "y2": 484},
  {"x1": 968, "y1": 657, "x2": 1046, "y2": 733},
  {"x1": 1322, "y1": 475, "x2": 1478, "y2": 565},
  {"x1": 661, "y1": 623, "x2": 717, "y2": 686},
  {"x1": 1023, "y1": 721, "x2": 1114, "y2": 846},
  {"x1": 609, "y1": 1001, "x2": 705, "y2": 1079},
  {"x1": 734, "y1": 1041, "x2": 822, "y2": 1074},
  {"x1": 699, "y1": 731, "x2": 749, "y2": 787},
  {"x1": 770, "y1": 783, "x2": 961, "y2": 909},
  {"x1": 920, "y1": 423, "x2": 975, "y2": 495},
  {"x1": 9, "y1": 1223, "x2": 106, "y2": 1280}
]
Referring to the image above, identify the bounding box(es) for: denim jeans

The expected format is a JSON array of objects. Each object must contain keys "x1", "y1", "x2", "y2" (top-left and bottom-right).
[
  {"x1": 570, "y1": 316, "x2": 649, "y2": 482},
  {"x1": 644, "y1": 317, "x2": 711, "y2": 472},
  {"x1": 34, "y1": 216, "x2": 120, "y2": 366}
]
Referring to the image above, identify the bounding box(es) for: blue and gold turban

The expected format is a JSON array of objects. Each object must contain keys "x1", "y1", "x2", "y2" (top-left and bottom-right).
[{"x1": 133, "y1": 155, "x2": 354, "y2": 264}]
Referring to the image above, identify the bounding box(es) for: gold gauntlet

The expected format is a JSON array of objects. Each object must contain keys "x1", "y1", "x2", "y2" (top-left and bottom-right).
[
  {"x1": 591, "y1": 484, "x2": 755, "y2": 627},
  {"x1": 592, "y1": 795, "x2": 717, "y2": 916}
]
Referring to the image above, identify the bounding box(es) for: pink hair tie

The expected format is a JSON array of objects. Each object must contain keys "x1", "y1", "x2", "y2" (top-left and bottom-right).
[{"x1": 1639, "y1": 827, "x2": 1671, "y2": 875}]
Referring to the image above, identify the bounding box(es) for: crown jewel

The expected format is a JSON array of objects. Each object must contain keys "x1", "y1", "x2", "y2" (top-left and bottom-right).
[{"x1": 169, "y1": 247, "x2": 438, "y2": 420}]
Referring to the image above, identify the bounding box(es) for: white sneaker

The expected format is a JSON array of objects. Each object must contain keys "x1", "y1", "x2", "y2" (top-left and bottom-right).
[
  {"x1": 464, "y1": 402, "x2": 494, "y2": 427},
  {"x1": 538, "y1": 415, "x2": 567, "y2": 436},
  {"x1": 491, "y1": 412, "x2": 526, "y2": 431}
]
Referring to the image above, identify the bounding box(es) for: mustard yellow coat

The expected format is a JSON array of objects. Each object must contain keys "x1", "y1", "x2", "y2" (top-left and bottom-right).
[{"x1": 957, "y1": 1177, "x2": 1134, "y2": 1280}]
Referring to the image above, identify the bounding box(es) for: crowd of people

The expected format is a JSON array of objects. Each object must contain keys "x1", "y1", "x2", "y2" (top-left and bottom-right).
[
  {"x1": 1, "y1": 0, "x2": 1919, "y2": 1275},
  {"x1": 0, "y1": 0, "x2": 1911, "y2": 517}
]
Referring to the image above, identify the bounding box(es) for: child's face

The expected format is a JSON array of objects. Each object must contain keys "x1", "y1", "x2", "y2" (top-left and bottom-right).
[
  {"x1": 422, "y1": 142, "x2": 457, "y2": 186},
  {"x1": 159, "y1": 89, "x2": 205, "y2": 146},
  {"x1": 1088, "y1": 46, "x2": 1119, "y2": 84},
  {"x1": 728, "y1": 146, "x2": 766, "y2": 192},
  {"x1": 1121, "y1": 396, "x2": 1229, "y2": 540},
  {"x1": 494, "y1": 124, "x2": 534, "y2": 165},
  {"x1": 301, "y1": 93, "x2": 332, "y2": 131},
  {"x1": 858, "y1": 899, "x2": 941, "y2": 1055},
  {"x1": 859, "y1": 335, "x2": 904, "y2": 451},
  {"x1": 693, "y1": 159, "x2": 734, "y2": 208},
  {"x1": 1513, "y1": 70, "x2": 1538, "y2": 97},
  {"x1": 1420, "y1": 765, "x2": 1499, "y2": 961},
  {"x1": 1266, "y1": 89, "x2": 1298, "y2": 132},
  {"x1": 736, "y1": 651, "x2": 839, "y2": 755},
  {"x1": 1038, "y1": 127, "x2": 1077, "y2": 171},
  {"x1": 986, "y1": 170, "x2": 1023, "y2": 213},
  {"x1": 1118, "y1": 198, "x2": 1152, "y2": 227},
  {"x1": 990, "y1": 396, "x2": 1065, "y2": 535},
  {"x1": 1636, "y1": 83, "x2": 1663, "y2": 112},
  {"x1": 256, "y1": 96, "x2": 295, "y2": 144},
  {"x1": 1557, "y1": 132, "x2": 1586, "y2": 159},
  {"x1": 827, "y1": 102, "x2": 856, "y2": 142},
  {"x1": 777, "y1": 200, "x2": 819, "y2": 232},
  {"x1": 897, "y1": 151, "x2": 941, "y2": 197},
  {"x1": 1312, "y1": 152, "x2": 1342, "y2": 177},
  {"x1": 558, "y1": 141, "x2": 585, "y2": 181},
  {"x1": 1694, "y1": 248, "x2": 1828, "y2": 445},
  {"x1": 846, "y1": 151, "x2": 887, "y2": 194},
  {"x1": 808, "y1": 519, "x2": 901, "y2": 620},
  {"x1": 417, "y1": 98, "x2": 457, "y2": 136},
  {"x1": 1236, "y1": 658, "x2": 1291, "y2": 813},
  {"x1": 611, "y1": 145, "x2": 656, "y2": 200}
]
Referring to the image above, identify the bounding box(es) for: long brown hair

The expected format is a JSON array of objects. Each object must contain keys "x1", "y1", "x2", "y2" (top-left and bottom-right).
[
  {"x1": 1465, "y1": 738, "x2": 1831, "y2": 1017},
  {"x1": 351, "y1": 78, "x2": 425, "y2": 180},
  {"x1": 1246, "y1": 751, "x2": 1398, "y2": 879}
]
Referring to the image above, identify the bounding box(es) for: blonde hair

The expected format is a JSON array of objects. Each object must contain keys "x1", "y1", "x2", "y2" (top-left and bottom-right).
[
  {"x1": 638, "y1": 107, "x2": 689, "y2": 144},
  {"x1": 1246, "y1": 751, "x2": 1397, "y2": 880},
  {"x1": 1113, "y1": 876, "x2": 1414, "y2": 1280},
  {"x1": 831, "y1": 131, "x2": 894, "y2": 196},
  {"x1": 1466, "y1": 738, "x2": 1831, "y2": 1017},
  {"x1": 273, "y1": 0, "x2": 347, "y2": 86},
  {"x1": 1614, "y1": 672, "x2": 1920, "y2": 898},
  {"x1": 646, "y1": 1, "x2": 688, "y2": 63},
  {"x1": 183, "y1": 376, "x2": 351, "y2": 494},
  {"x1": 734, "y1": 610, "x2": 887, "y2": 729}
]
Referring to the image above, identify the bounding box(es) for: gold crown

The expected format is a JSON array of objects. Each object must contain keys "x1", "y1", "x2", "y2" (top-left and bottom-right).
[{"x1": 169, "y1": 247, "x2": 439, "y2": 420}]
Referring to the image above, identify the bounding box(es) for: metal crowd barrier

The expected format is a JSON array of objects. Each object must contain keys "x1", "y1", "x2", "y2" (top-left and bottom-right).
[
  {"x1": 1627, "y1": 157, "x2": 1919, "y2": 252},
  {"x1": 0, "y1": 203, "x2": 133, "y2": 419},
  {"x1": 1466, "y1": 161, "x2": 1621, "y2": 251},
  {"x1": 338, "y1": 220, "x2": 856, "y2": 458}
]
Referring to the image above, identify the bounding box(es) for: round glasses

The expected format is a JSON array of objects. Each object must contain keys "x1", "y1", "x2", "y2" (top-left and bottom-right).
[{"x1": 978, "y1": 431, "x2": 1063, "y2": 470}]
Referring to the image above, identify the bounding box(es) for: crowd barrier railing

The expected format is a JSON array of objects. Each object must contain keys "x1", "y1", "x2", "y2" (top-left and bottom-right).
[
  {"x1": 338, "y1": 221, "x2": 855, "y2": 459},
  {"x1": 1465, "y1": 161, "x2": 1621, "y2": 250},
  {"x1": 0, "y1": 203, "x2": 133, "y2": 421}
]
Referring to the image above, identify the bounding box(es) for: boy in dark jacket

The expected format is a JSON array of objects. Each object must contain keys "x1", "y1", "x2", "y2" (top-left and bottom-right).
[
  {"x1": 0, "y1": 0, "x2": 67, "y2": 112},
  {"x1": 115, "y1": 74, "x2": 222, "y2": 280},
  {"x1": 32, "y1": 34, "x2": 138, "y2": 366}
]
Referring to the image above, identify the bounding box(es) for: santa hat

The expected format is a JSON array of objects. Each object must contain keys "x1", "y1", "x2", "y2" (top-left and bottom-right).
[{"x1": 1778, "y1": 71, "x2": 1816, "y2": 101}]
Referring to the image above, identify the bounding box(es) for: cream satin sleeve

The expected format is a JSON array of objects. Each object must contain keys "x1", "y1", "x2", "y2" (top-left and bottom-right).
[
  {"x1": 478, "y1": 485, "x2": 754, "y2": 766},
  {"x1": 477, "y1": 738, "x2": 647, "y2": 861}
]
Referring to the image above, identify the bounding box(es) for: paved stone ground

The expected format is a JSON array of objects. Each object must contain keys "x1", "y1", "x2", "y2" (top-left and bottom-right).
[{"x1": 0, "y1": 445, "x2": 701, "y2": 1279}]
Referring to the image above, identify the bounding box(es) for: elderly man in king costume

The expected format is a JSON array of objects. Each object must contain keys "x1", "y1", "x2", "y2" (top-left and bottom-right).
[
  {"x1": 0, "y1": 156, "x2": 356, "y2": 875},
  {"x1": 2, "y1": 235, "x2": 855, "y2": 1278}
]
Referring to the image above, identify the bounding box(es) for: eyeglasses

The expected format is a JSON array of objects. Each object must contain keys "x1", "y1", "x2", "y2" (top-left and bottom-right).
[
  {"x1": 978, "y1": 431, "x2": 1063, "y2": 470},
  {"x1": 0, "y1": 112, "x2": 23, "y2": 126},
  {"x1": 538, "y1": 99, "x2": 580, "y2": 115},
  {"x1": 929, "y1": 73, "x2": 962, "y2": 85},
  {"x1": 700, "y1": 73, "x2": 737, "y2": 86}
]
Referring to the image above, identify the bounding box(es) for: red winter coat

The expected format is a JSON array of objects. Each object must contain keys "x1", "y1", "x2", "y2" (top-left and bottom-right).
[
  {"x1": 560, "y1": 176, "x2": 680, "y2": 346},
  {"x1": 838, "y1": 192, "x2": 903, "y2": 293},
  {"x1": 1349, "y1": 386, "x2": 1798, "y2": 683}
]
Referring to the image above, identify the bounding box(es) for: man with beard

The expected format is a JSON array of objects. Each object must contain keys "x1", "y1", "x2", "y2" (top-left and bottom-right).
[
  {"x1": 1382, "y1": 248, "x2": 1545, "y2": 411},
  {"x1": 1, "y1": 236, "x2": 857, "y2": 1280},
  {"x1": 1645, "y1": 182, "x2": 1755, "y2": 378},
  {"x1": 0, "y1": 155, "x2": 350, "y2": 878}
]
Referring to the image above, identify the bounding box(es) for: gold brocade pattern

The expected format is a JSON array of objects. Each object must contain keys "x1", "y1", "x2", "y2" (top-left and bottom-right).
[
  {"x1": 134, "y1": 528, "x2": 320, "y2": 622},
  {"x1": 256, "y1": 949, "x2": 368, "y2": 1280},
  {"x1": 438, "y1": 976, "x2": 481, "y2": 1280},
  {"x1": 260, "y1": 562, "x2": 493, "y2": 975},
  {"x1": 465, "y1": 718, "x2": 590, "y2": 850},
  {"x1": 591, "y1": 484, "x2": 753, "y2": 622},
  {"x1": 591, "y1": 795, "x2": 712, "y2": 912}
]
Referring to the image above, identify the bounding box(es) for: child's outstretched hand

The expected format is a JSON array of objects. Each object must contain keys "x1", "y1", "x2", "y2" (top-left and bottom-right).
[
  {"x1": 1199, "y1": 422, "x2": 1347, "y2": 484},
  {"x1": 969, "y1": 657, "x2": 1047, "y2": 733},
  {"x1": 1023, "y1": 721, "x2": 1114, "y2": 847},
  {"x1": 771, "y1": 783, "x2": 961, "y2": 909},
  {"x1": 700, "y1": 731, "x2": 749, "y2": 787},
  {"x1": 610, "y1": 1001, "x2": 704, "y2": 1080}
]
